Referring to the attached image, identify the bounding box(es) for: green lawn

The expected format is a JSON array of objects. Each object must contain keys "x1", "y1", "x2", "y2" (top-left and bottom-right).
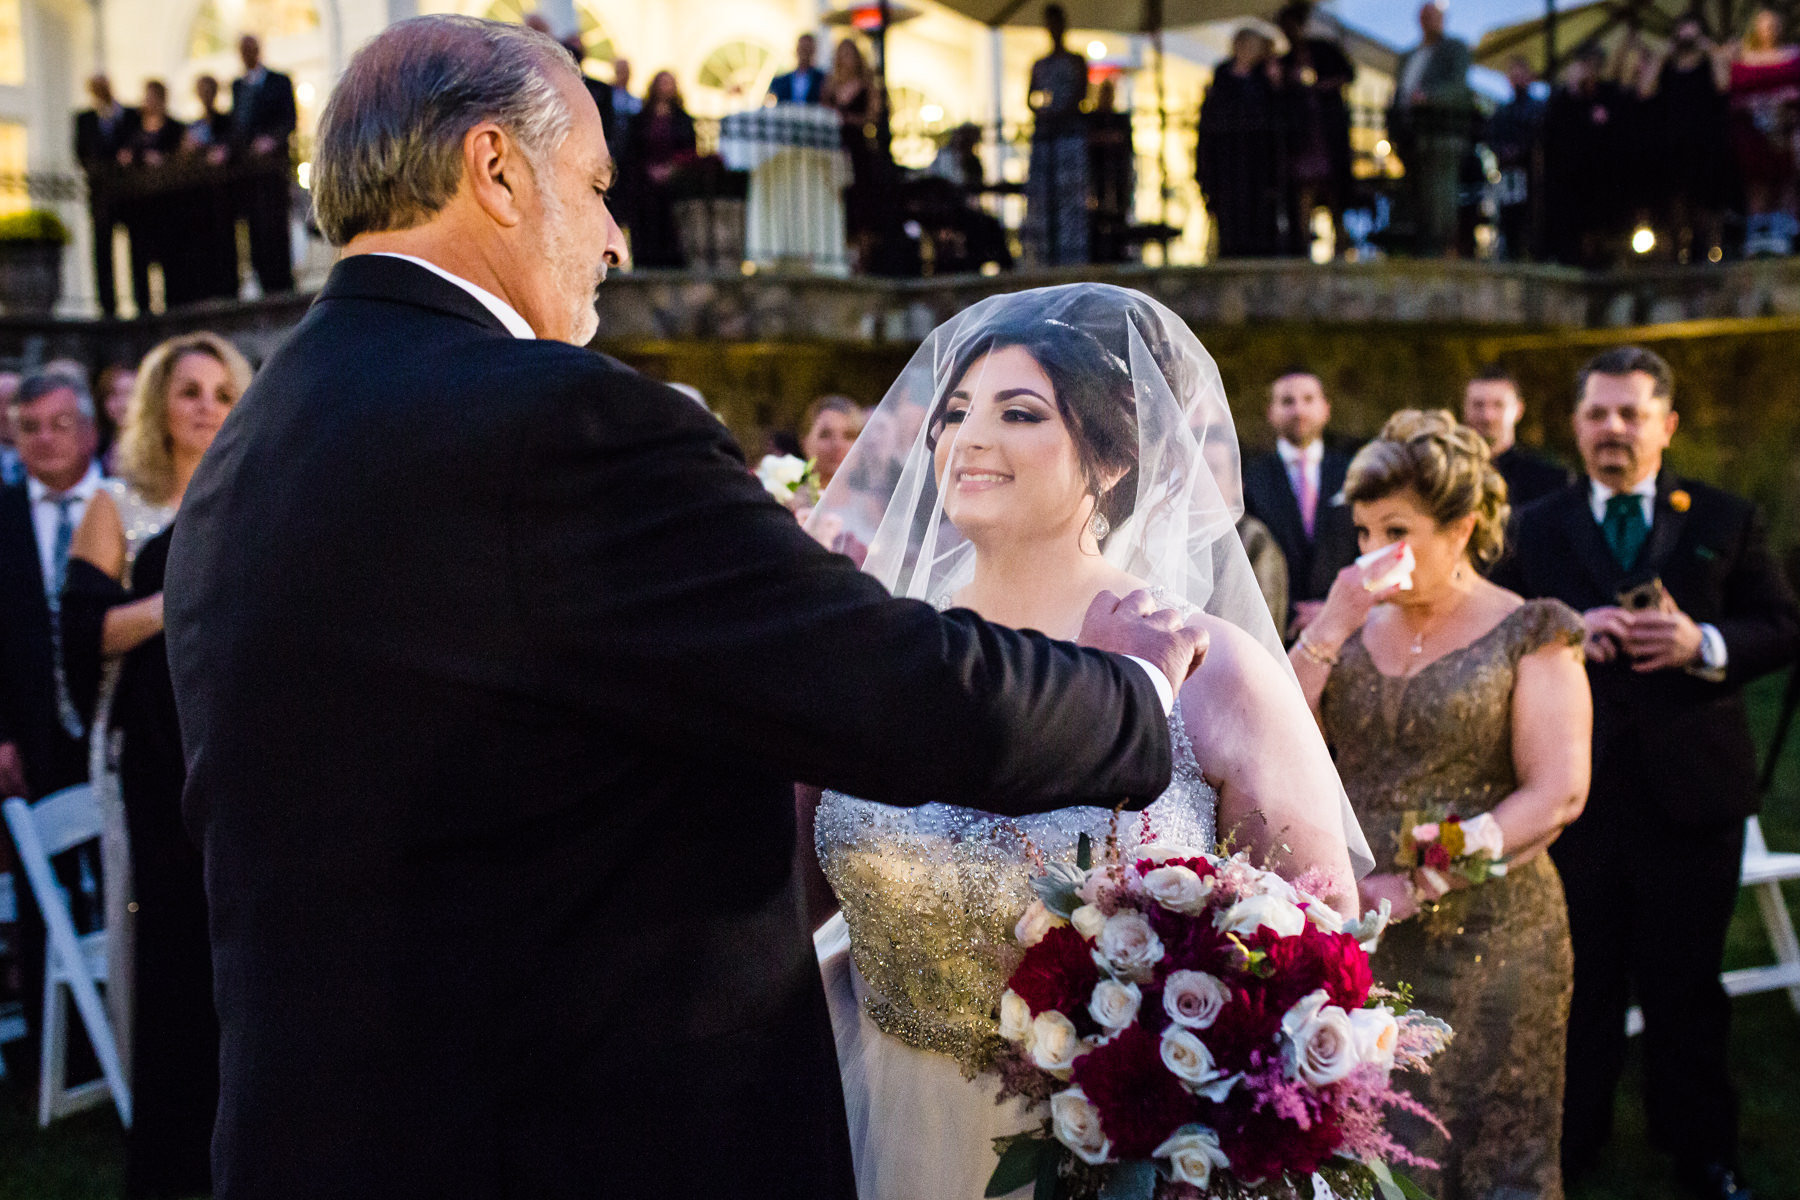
[{"x1": 3, "y1": 679, "x2": 1798, "y2": 1200}]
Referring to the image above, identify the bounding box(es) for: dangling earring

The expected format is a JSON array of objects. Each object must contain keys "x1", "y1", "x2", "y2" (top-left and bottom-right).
[{"x1": 1090, "y1": 510, "x2": 1110, "y2": 542}]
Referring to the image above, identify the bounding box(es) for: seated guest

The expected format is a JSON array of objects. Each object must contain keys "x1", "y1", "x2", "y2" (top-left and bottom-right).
[
  {"x1": 768, "y1": 33, "x2": 826, "y2": 105},
  {"x1": 798, "y1": 396, "x2": 863, "y2": 491},
  {"x1": 1463, "y1": 364, "x2": 1572, "y2": 508},
  {"x1": 1292, "y1": 409, "x2": 1591, "y2": 1200},
  {"x1": 1494, "y1": 346, "x2": 1799, "y2": 1200},
  {"x1": 63, "y1": 332, "x2": 251, "y2": 1200}
]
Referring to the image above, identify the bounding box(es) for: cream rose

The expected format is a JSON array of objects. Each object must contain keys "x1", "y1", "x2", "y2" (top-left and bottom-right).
[
  {"x1": 1216, "y1": 892, "x2": 1307, "y2": 939},
  {"x1": 999, "y1": 989, "x2": 1034, "y2": 1045},
  {"x1": 1348, "y1": 1006, "x2": 1399, "y2": 1072},
  {"x1": 1014, "y1": 898, "x2": 1066, "y2": 948},
  {"x1": 1088, "y1": 979, "x2": 1142, "y2": 1030},
  {"x1": 1143, "y1": 864, "x2": 1215, "y2": 915},
  {"x1": 1050, "y1": 1087, "x2": 1112, "y2": 1165},
  {"x1": 1031, "y1": 1011, "x2": 1083, "y2": 1073},
  {"x1": 1298, "y1": 891, "x2": 1345, "y2": 934},
  {"x1": 1280, "y1": 990, "x2": 1358, "y2": 1088},
  {"x1": 754, "y1": 453, "x2": 808, "y2": 499},
  {"x1": 1159, "y1": 1026, "x2": 1234, "y2": 1099},
  {"x1": 1153, "y1": 1124, "x2": 1232, "y2": 1189},
  {"x1": 1071, "y1": 903, "x2": 1108, "y2": 940},
  {"x1": 1162, "y1": 969, "x2": 1230, "y2": 1029},
  {"x1": 1097, "y1": 911, "x2": 1165, "y2": 980}
]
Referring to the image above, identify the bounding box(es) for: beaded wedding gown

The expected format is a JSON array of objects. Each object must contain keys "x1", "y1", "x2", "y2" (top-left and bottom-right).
[{"x1": 815, "y1": 702, "x2": 1219, "y2": 1200}]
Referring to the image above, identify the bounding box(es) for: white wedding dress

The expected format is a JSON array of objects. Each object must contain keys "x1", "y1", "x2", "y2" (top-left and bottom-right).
[{"x1": 814, "y1": 701, "x2": 1218, "y2": 1200}]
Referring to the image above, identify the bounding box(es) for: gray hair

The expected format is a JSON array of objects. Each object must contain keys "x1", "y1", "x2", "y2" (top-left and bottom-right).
[
  {"x1": 311, "y1": 15, "x2": 579, "y2": 246},
  {"x1": 12, "y1": 368, "x2": 96, "y2": 422}
]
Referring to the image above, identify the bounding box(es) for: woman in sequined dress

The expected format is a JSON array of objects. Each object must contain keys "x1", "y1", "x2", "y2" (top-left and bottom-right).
[
  {"x1": 62, "y1": 332, "x2": 247, "y2": 1200},
  {"x1": 1288, "y1": 410, "x2": 1592, "y2": 1200},
  {"x1": 805, "y1": 286, "x2": 1371, "y2": 1200}
]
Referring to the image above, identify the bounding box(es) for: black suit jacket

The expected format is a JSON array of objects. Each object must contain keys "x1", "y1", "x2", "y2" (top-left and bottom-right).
[
  {"x1": 1493, "y1": 473, "x2": 1799, "y2": 824},
  {"x1": 228, "y1": 69, "x2": 297, "y2": 150},
  {"x1": 768, "y1": 67, "x2": 827, "y2": 105},
  {"x1": 0, "y1": 485, "x2": 84, "y2": 797},
  {"x1": 1241, "y1": 446, "x2": 1359, "y2": 616},
  {"x1": 74, "y1": 105, "x2": 140, "y2": 171},
  {"x1": 165, "y1": 255, "x2": 1172, "y2": 1199},
  {"x1": 1494, "y1": 445, "x2": 1572, "y2": 509}
]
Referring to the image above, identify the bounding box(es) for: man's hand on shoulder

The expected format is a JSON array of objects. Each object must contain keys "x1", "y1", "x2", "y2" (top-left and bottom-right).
[{"x1": 1078, "y1": 589, "x2": 1209, "y2": 699}]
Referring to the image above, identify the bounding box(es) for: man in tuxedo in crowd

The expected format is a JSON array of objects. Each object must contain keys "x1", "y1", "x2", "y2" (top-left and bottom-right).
[
  {"x1": 768, "y1": 32, "x2": 827, "y2": 105},
  {"x1": 1494, "y1": 346, "x2": 1798, "y2": 1200},
  {"x1": 229, "y1": 34, "x2": 297, "y2": 295},
  {"x1": 1463, "y1": 364, "x2": 1571, "y2": 508},
  {"x1": 1242, "y1": 367, "x2": 1358, "y2": 636},
  {"x1": 0, "y1": 369, "x2": 103, "y2": 1077},
  {"x1": 73, "y1": 75, "x2": 139, "y2": 318},
  {"x1": 166, "y1": 17, "x2": 1204, "y2": 1199}
]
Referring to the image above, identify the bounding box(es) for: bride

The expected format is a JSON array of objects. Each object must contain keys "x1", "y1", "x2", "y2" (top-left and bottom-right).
[{"x1": 806, "y1": 285, "x2": 1373, "y2": 1200}]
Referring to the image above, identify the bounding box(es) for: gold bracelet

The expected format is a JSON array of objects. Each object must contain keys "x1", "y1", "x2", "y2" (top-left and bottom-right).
[{"x1": 1296, "y1": 630, "x2": 1340, "y2": 667}]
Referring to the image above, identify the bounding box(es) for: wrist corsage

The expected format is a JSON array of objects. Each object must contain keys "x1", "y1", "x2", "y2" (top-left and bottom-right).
[{"x1": 1396, "y1": 810, "x2": 1507, "y2": 897}]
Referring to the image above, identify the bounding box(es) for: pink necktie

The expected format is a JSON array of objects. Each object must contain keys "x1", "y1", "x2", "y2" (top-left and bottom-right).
[{"x1": 1292, "y1": 459, "x2": 1317, "y2": 538}]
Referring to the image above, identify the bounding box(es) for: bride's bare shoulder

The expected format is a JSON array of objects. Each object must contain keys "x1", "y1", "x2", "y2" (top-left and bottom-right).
[{"x1": 1177, "y1": 617, "x2": 1298, "y2": 740}]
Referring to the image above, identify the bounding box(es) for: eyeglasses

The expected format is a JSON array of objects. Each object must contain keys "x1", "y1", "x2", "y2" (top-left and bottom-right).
[{"x1": 12, "y1": 413, "x2": 86, "y2": 436}]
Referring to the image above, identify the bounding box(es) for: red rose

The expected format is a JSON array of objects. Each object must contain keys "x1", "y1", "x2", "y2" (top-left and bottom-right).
[
  {"x1": 1071, "y1": 1023, "x2": 1198, "y2": 1158},
  {"x1": 1423, "y1": 841, "x2": 1452, "y2": 872},
  {"x1": 1007, "y1": 925, "x2": 1100, "y2": 1017}
]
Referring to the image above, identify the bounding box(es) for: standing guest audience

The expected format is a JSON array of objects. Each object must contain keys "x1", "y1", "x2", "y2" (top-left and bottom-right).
[
  {"x1": 824, "y1": 39, "x2": 886, "y2": 271},
  {"x1": 1493, "y1": 346, "x2": 1800, "y2": 1200},
  {"x1": 185, "y1": 74, "x2": 232, "y2": 155},
  {"x1": 1388, "y1": 2, "x2": 1477, "y2": 257},
  {"x1": 230, "y1": 34, "x2": 298, "y2": 295},
  {"x1": 119, "y1": 80, "x2": 187, "y2": 317},
  {"x1": 562, "y1": 35, "x2": 617, "y2": 157},
  {"x1": 95, "y1": 363, "x2": 137, "y2": 472},
  {"x1": 611, "y1": 59, "x2": 641, "y2": 136},
  {"x1": 1545, "y1": 44, "x2": 1632, "y2": 266},
  {"x1": 797, "y1": 396, "x2": 863, "y2": 491},
  {"x1": 767, "y1": 33, "x2": 826, "y2": 105},
  {"x1": 0, "y1": 369, "x2": 102, "y2": 1082},
  {"x1": 1638, "y1": 20, "x2": 1735, "y2": 263},
  {"x1": 0, "y1": 371, "x2": 22, "y2": 484},
  {"x1": 62, "y1": 333, "x2": 250, "y2": 1200},
  {"x1": 1242, "y1": 367, "x2": 1358, "y2": 635},
  {"x1": 1275, "y1": 2, "x2": 1355, "y2": 257},
  {"x1": 1087, "y1": 80, "x2": 1134, "y2": 263},
  {"x1": 1729, "y1": 8, "x2": 1800, "y2": 256},
  {"x1": 1196, "y1": 28, "x2": 1285, "y2": 258},
  {"x1": 74, "y1": 75, "x2": 139, "y2": 317},
  {"x1": 1024, "y1": 4, "x2": 1090, "y2": 266},
  {"x1": 1293, "y1": 409, "x2": 1591, "y2": 1200},
  {"x1": 1487, "y1": 56, "x2": 1547, "y2": 260},
  {"x1": 168, "y1": 75, "x2": 243, "y2": 306},
  {"x1": 618, "y1": 70, "x2": 696, "y2": 269},
  {"x1": 1463, "y1": 365, "x2": 1571, "y2": 508}
]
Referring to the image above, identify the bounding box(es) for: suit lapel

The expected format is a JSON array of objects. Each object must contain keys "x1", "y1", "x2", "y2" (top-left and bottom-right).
[
  {"x1": 1553, "y1": 482, "x2": 1625, "y2": 598},
  {"x1": 0, "y1": 486, "x2": 47, "y2": 614},
  {"x1": 1250, "y1": 455, "x2": 1307, "y2": 560},
  {"x1": 1639, "y1": 470, "x2": 1691, "y2": 580}
]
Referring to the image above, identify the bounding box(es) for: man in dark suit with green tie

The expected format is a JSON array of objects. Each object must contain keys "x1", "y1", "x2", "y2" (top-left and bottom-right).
[{"x1": 1495, "y1": 346, "x2": 1799, "y2": 1200}]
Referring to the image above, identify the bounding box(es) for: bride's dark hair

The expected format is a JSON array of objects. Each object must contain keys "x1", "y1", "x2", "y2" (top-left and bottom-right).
[{"x1": 925, "y1": 288, "x2": 1184, "y2": 534}]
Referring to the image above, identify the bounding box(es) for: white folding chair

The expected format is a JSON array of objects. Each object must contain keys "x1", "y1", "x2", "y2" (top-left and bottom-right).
[
  {"x1": 1723, "y1": 815, "x2": 1800, "y2": 1011},
  {"x1": 2, "y1": 786, "x2": 132, "y2": 1127},
  {"x1": 0, "y1": 869, "x2": 23, "y2": 1077}
]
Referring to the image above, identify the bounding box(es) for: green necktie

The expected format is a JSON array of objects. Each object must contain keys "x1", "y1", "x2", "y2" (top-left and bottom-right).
[{"x1": 1603, "y1": 493, "x2": 1649, "y2": 571}]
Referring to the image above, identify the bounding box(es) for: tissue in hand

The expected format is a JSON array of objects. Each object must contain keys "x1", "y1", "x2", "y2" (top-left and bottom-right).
[{"x1": 1357, "y1": 542, "x2": 1415, "y2": 592}]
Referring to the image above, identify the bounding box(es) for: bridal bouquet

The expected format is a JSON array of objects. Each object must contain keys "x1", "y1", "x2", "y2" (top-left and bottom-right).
[{"x1": 986, "y1": 833, "x2": 1450, "y2": 1200}]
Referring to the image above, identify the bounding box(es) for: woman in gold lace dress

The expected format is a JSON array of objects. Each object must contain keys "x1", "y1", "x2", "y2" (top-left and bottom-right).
[{"x1": 1288, "y1": 410, "x2": 1592, "y2": 1200}]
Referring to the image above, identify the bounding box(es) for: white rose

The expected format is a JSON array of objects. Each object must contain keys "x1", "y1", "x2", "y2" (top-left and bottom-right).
[
  {"x1": 1254, "y1": 871, "x2": 1301, "y2": 903},
  {"x1": 1014, "y1": 898, "x2": 1066, "y2": 948},
  {"x1": 1348, "y1": 1006, "x2": 1399, "y2": 1072},
  {"x1": 1216, "y1": 892, "x2": 1307, "y2": 939},
  {"x1": 1461, "y1": 812, "x2": 1507, "y2": 860},
  {"x1": 1097, "y1": 911, "x2": 1165, "y2": 980},
  {"x1": 1297, "y1": 891, "x2": 1345, "y2": 934},
  {"x1": 1162, "y1": 969, "x2": 1230, "y2": 1029},
  {"x1": 999, "y1": 989, "x2": 1035, "y2": 1045},
  {"x1": 1280, "y1": 990, "x2": 1358, "y2": 1088},
  {"x1": 1070, "y1": 903, "x2": 1108, "y2": 940},
  {"x1": 1031, "y1": 1011, "x2": 1083, "y2": 1074},
  {"x1": 754, "y1": 453, "x2": 808, "y2": 499},
  {"x1": 1050, "y1": 1087, "x2": 1112, "y2": 1165},
  {"x1": 1160, "y1": 1025, "x2": 1231, "y2": 1092},
  {"x1": 1153, "y1": 1124, "x2": 1231, "y2": 1189},
  {"x1": 1143, "y1": 865, "x2": 1216, "y2": 915},
  {"x1": 1137, "y1": 843, "x2": 1208, "y2": 867},
  {"x1": 1087, "y1": 979, "x2": 1142, "y2": 1030}
]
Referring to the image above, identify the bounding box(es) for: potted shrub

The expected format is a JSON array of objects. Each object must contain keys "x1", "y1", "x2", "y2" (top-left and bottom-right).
[{"x1": 0, "y1": 209, "x2": 71, "y2": 316}]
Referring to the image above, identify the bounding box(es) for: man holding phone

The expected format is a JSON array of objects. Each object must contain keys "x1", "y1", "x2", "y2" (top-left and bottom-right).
[{"x1": 1495, "y1": 346, "x2": 1798, "y2": 1200}]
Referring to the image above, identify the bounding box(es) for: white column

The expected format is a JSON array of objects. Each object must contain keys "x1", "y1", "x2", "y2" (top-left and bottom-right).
[{"x1": 988, "y1": 24, "x2": 1007, "y2": 175}]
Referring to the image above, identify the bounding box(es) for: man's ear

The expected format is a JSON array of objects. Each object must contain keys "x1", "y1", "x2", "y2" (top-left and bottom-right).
[{"x1": 464, "y1": 122, "x2": 527, "y2": 229}]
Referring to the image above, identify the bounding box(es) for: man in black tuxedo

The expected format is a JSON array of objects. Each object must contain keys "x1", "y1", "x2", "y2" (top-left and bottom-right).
[
  {"x1": 1241, "y1": 367, "x2": 1358, "y2": 636},
  {"x1": 73, "y1": 75, "x2": 139, "y2": 318},
  {"x1": 228, "y1": 34, "x2": 297, "y2": 295},
  {"x1": 1494, "y1": 346, "x2": 1798, "y2": 1200},
  {"x1": 165, "y1": 18, "x2": 1203, "y2": 1199},
  {"x1": 1463, "y1": 364, "x2": 1571, "y2": 508},
  {"x1": 768, "y1": 32, "x2": 827, "y2": 105}
]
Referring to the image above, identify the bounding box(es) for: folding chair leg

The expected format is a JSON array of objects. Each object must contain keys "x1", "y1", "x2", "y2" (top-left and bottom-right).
[
  {"x1": 1755, "y1": 880, "x2": 1800, "y2": 1013},
  {"x1": 38, "y1": 970, "x2": 63, "y2": 1127}
]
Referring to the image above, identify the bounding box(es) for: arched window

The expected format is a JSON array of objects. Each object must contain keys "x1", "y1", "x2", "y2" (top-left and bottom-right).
[
  {"x1": 481, "y1": 0, "x2": 616, "y2": 70},
  {"x1": 188, "y1": 0, "x2": 320, "y2": 60},
  {"x1": 693, "y1": 40, "x2": 774, "y2": 115}
]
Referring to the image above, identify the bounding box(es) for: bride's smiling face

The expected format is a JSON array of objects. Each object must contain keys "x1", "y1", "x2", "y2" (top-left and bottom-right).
[{"x1": 933, "y1": 345, "x2": 1093, "y2": 545}]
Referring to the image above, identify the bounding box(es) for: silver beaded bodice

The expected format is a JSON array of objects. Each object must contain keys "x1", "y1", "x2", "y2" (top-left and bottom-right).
[{"x1": 816, "y1": 702, "x2": 1217, "y2": 1066}]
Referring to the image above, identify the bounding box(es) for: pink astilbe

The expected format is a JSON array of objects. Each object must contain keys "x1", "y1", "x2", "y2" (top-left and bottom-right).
[
  {"x1": 1239, "y1": 1049, "x2": 1329, "y2": 1131},
  {"x1": 1330, "y1": 1063, "x2": 1445, "y2": 1170}
]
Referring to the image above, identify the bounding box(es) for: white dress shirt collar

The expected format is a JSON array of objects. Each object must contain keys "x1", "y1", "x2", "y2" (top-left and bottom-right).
[
  {"x1": 27, "y1": 461, "x2": 103, "y2": 506},
  {"x1": 1275, "y1": 437, "x2": 1323, "y2": 468},
  {"x1": 369, "y1": 253, "x2": 536, "y2": 340},
  {"x1": 1588, "y1": 474, "x2": 1657, "y2": 525}
]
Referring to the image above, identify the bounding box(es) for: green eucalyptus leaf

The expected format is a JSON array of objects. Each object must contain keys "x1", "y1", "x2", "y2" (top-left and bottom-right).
[
  {"x1": 1098, "y1": 1160, "x2": 1156, "y2": 1200},
  {"x1": 1034, "y1": 1141, "x2": 1062, "y2": 1200},
  {"x1": 987, "y1": 1136, "x2": 1046, "y2": 1197},
  {"x1": 1390, "y1": 1169, "x2": 1438, "y2": 1200}
]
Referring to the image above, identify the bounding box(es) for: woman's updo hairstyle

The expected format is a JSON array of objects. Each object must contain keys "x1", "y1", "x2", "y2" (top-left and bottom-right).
[{"x1": 1343, "y1": 408, "x2": 1510, "y2": 569}]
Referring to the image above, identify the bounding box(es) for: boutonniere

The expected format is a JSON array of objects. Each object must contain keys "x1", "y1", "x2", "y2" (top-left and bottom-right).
[{"x1": 1669, "y1": 489, "x2": 1692, "y2": 513}]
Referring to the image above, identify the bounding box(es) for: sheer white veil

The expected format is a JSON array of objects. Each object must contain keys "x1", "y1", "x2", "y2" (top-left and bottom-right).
[{"x1": 809, "y1": 284, "x2": 1371, "y2": 876}]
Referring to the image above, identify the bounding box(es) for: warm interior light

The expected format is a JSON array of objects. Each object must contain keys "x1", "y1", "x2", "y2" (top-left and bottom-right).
[
  {"x1": 1374, "y1": 139, "x2": 1391, "y2": 158},
  {"x1": 849, "y1": 4, "x2": 885, "y2": 31},
  {"x1": 296, "y1": 81, "x2": 316, "y2": 106},
  {"x1": 1631, "y1": 226, "x2": 1656, "y2": 255},
  {"x1": 296, "y1": 161, "x2": 312, "y2": 190},
  {"x1": 920, "y1": 103, "x2": 944, "y2": 124},
  {"x1": 1087, "y1": 40, "x2": 1107, "y2": 59}
]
